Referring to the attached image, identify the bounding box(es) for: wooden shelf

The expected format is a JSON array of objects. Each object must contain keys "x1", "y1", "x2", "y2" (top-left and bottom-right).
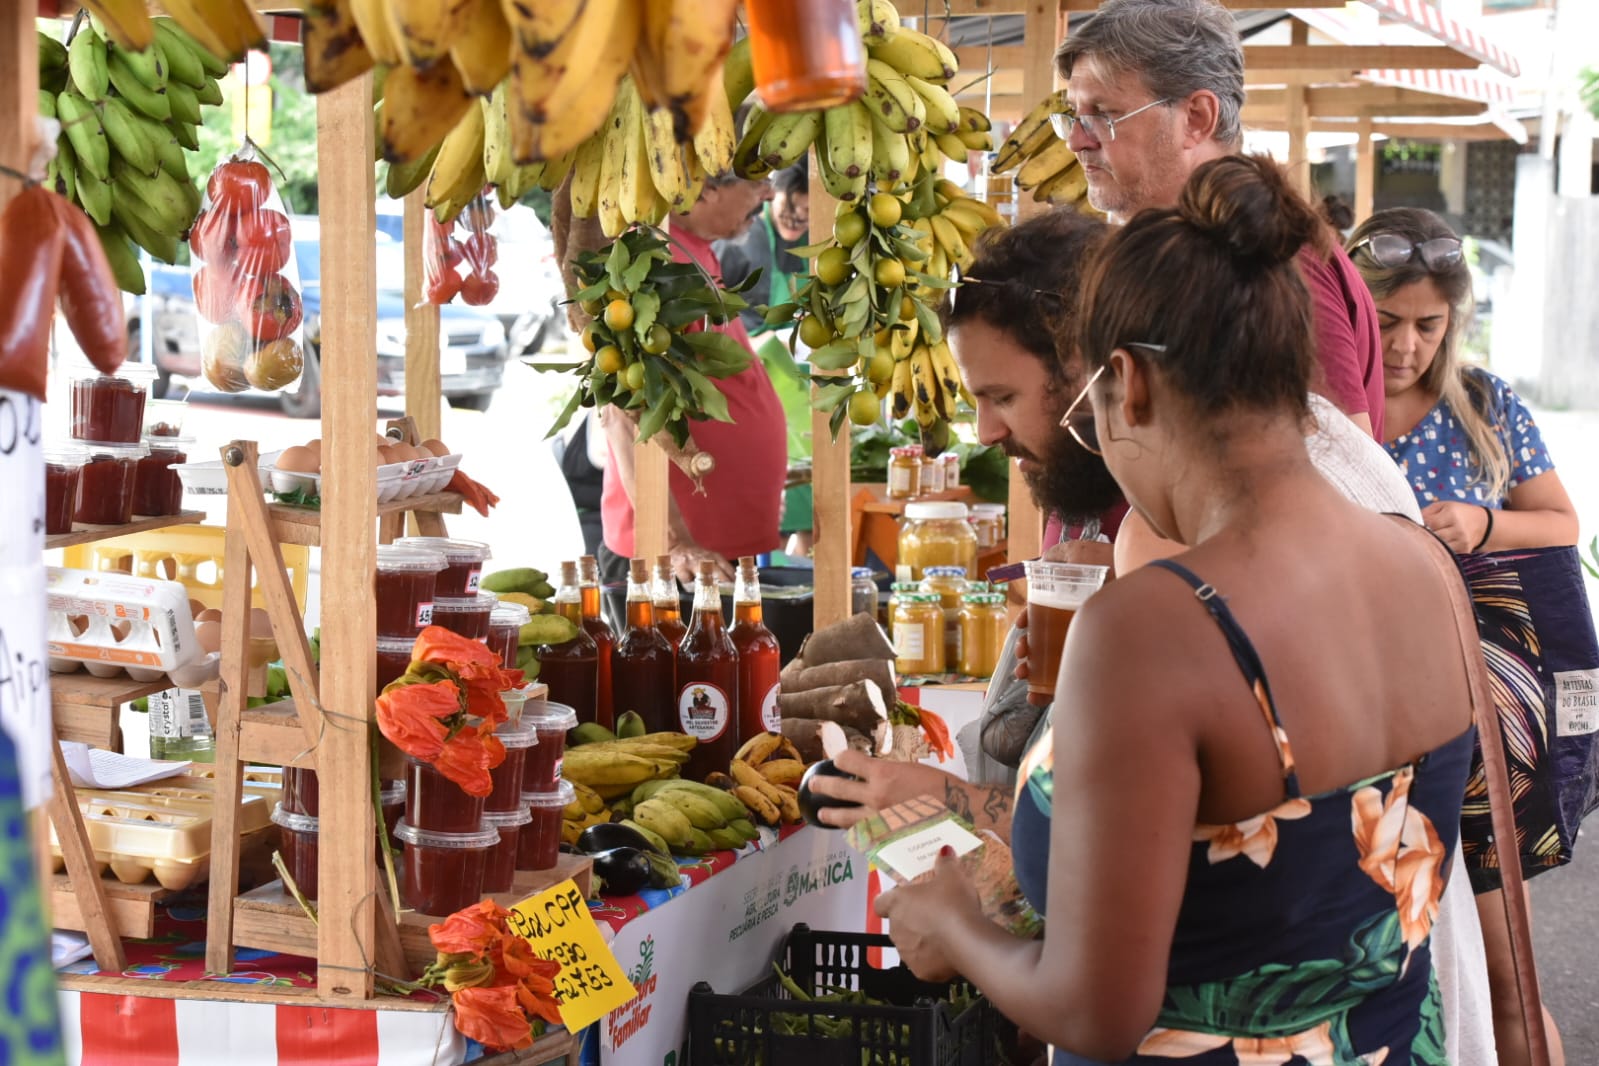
[
  {"x1": 46, "y1": 511, "x2": 207, "y2": 551},
  {"x1": 50, "y1": 873, "x2": 174, "y2": 940},
  {"x1": 52, "y1": 672, "x2": 175, "y2": 749},
  {"x1": 235, "y1": 854, "x2": 594, "y2": 974},
  {"x1": 266, "y1": 491, "x2": 464, "y2": 547}
]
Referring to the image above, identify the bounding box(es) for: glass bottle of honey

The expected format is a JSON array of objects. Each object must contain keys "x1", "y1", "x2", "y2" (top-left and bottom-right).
[
  {"x1": 677, "y1": 561, "x2": 739, "y2": 782},
  {"x1": 729, "y1": 556, "x2": 781, "y2": 745},
  {"x1": 536, "y1": 561, "x2": 598, "y2": 727},
  {"x1": 612, "y1": 558, "x2": 676, "y2": 734},
  {"x1": 578, "y1": 556, "x2": 616, "y2": 731},
  {"x1": 652, "y1": 554, "x2": 687, "y2": 650},
  {"x1": 744, "y1": 0, "x2": 866, "y2": 112}
]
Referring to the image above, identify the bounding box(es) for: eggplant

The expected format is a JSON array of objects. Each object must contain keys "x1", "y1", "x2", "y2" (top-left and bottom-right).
[
  {"x1": 797, "y1": 759, "x2": 863, "y2": 829},
  {"x1": 590, "y1": 847, "x2": 653, "y2": 896},
  {"x1": 578, "y1": 822, "x2": 660, "y2": 857}
]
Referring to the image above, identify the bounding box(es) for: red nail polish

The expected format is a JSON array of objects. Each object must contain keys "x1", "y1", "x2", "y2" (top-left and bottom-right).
[{"x1": 939, "y1": 845, "x2": 956, "y2": 859}]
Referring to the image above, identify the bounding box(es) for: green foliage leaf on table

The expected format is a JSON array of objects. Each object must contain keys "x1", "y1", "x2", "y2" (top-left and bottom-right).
[
  {"x1": 848, "y1": 421, "x2": 1009, "y2": 503},
  {"x1": 1582, "y1": 535, "x2": 1599, "y2": 580}
]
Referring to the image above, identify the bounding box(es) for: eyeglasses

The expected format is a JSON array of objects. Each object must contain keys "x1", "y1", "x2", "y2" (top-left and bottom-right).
[
  {"x1": 1058, "y1": 343, "x2": 1167, "y2": 455},
  {"x1": 1050, "y1": 98, "x2": 1171, "y2": 143},
  {"x1": 1349, "y1": 233, "x2": 1463, "y2": 271}
]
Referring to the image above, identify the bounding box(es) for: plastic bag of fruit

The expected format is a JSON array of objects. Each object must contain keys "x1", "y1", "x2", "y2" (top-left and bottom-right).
[
  {"x1": 423, "y1": 192, "x2": 499, "y2": 307},
  {"x1": 187, "y1": 144, "x2": 306, "y2": 394}
]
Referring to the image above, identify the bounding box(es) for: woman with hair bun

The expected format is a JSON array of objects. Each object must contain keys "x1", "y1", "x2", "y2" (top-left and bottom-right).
[{"x1": 875, "y1": 156, "x2": 1480, "y2": 1064}]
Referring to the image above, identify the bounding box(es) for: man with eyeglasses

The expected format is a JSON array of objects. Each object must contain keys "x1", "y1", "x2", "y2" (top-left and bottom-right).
[{"x1": 1054, "y1": 0, "x2": 1385, "y2": 441}]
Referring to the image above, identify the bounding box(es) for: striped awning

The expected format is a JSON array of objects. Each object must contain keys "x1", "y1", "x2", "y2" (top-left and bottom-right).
[
  {"x1": 1358, "y1": 67, "x2": 1515, "y2": 107},
  {"x1": 1357, "y1": 0, "x2": 1521, "y2": 78}
]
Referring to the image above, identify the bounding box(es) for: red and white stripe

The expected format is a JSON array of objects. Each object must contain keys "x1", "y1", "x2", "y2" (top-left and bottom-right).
[
  {"x1": 1356, "y1": 0, "x2": 1521, "y2": 77},
  {"x1": 1359, "y1": 67, "x2": 1515, "y2": 107},
  {"x1": 58, "y1": 992, "x2": 465, "y2": 1066}
]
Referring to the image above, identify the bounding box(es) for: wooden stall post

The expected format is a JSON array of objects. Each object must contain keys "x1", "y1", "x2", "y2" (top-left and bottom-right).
[
  {"x1": 0, "y1": 0, "x2": 37, "y2": 206},
  {"x1": 807, "y1": 175, "x2": 851, "y2": 629},
  {"x1": 633, "y1": 441, "x2": 670, "y2": 561},
  {"x1": 403, "y1": 190, "x2": 443, "y2": 537},
  {"x1": 314, "y1": 71, "x2": 379, "y2": 1001},
  {"x1": 1354, "y1": 116, "x2": 1376, "y2": 224},
  {"x1": 1284, "y1": 21, "x2": 1312, "y2": 202}
]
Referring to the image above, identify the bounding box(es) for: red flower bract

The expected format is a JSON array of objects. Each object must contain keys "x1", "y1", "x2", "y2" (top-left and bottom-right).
[
  {"x1": 428, "y1": 899, "x2": 511, "y2": 957},
  {"x1": 452, "y1": 985, "x2": 533, "y2": 1051},
  {"x1": 435, "y1": 729, "x2": 502, "y2": 797},
  {"x1": 415, "y1": 625, "x2": 501, "y2": 669},
  {"x1": 374, "y1": 680, "x2": 459, "y2": 761}
]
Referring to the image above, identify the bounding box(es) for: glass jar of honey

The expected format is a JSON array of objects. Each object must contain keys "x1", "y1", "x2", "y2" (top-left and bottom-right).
[
  {"x1": 885, "y1": 581, "x2": 919, "y2": 642},
  {"x1": 921, "y1": 453, "x2": 945, "y2": 495},
  {"x1": 920, "y1": 565, "x2": 968, "y2": 666},
  {"x1": 942, "y1": 451, "x2": 960, "y2": 490},
  {"x1": 958, "y1": 593, "x2": 1009, "y2": 679},
  {"x1": 891, "y1": 592, "x2": 945, "y2": 675},
  {"x1": 887, "y1": 446, "x2": 922, "y2": 500},
  {"x1": 850, "y1": 567, "x2": 878, "y2": 619},
  {"x1": 898, "y1": 501, "x2": 977, "y2": 582},
  {"x1": 970, "y1": 503, "x2": 1007, "y2": 550}
]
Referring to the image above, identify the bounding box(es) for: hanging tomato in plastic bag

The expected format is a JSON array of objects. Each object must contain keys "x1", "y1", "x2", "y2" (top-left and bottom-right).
[
  {"x1": 188, "y1": 144, "x2": 306, "y2": 394},
  {"x1": 422, "y1": 191, "x2": 499, "y2": 307}
]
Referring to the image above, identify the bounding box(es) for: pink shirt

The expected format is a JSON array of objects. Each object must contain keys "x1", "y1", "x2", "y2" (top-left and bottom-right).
[
  {"x1": 1299, "y1": 244, "x2": 1385, "y2": 441},
  {"x1": 600, "y1": 228, "x2": 788, "y2": 560}
]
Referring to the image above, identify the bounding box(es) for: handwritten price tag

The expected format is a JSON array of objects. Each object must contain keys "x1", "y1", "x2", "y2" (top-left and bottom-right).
[{"x1": 508, "y1": 879, "x2": 636, "y2": 1031}]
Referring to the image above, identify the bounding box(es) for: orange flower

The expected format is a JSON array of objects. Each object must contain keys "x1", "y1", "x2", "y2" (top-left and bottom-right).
[
  {"x1": 452, "y1": 985, "x2": 533, "y2": 1051},
  {"x1": 374, "y1": 680, "x2": 460, "y2": 760},
  {"x1": 414, "y1": 625, "x2": 500, "y2": 668},
  {"x1": 435, "y1": 729, "x2": 501, "y2": 797},
  {"x1": 499, "y1": 937, "x2": 565, "y2": 1024},
  {"x1": 1351, "y1": 767, "x2": 1447, "y2": 951},
  {"x1": 1194, "y1": 797, "x2": 1312, "y2": 868},
  {"x1": 429, "y1": 899, "x2": 511, "y2": 957}
]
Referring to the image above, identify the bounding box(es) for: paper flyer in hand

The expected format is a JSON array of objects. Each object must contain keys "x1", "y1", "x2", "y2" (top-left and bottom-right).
[{"x1": 847, "y1": 794, "x2": 1043, "y2": 938}]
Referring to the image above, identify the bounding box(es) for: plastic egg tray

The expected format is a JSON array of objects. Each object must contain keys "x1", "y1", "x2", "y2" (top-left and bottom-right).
[
  {"x1": 46, "y1": 567, "x2": 202, "y2": 681},
  {"x1": 268, "y1": 453, "x2": 460, "y2": 504}
]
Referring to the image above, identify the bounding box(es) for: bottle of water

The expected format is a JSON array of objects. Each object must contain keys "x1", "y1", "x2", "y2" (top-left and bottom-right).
[{"x1": 147, "y1": 688, "x2": 215, "y2": 762}]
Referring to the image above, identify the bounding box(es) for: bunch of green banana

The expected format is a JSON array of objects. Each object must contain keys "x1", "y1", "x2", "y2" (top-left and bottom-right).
[
  {"x1": 570, "y1": 711, "x2": 648, "y2": 745},
  {"x1": 990, "y1": 89, "x2": 1096, "y2": 208},
  {"x1": 560, "y1": 733, "x2": 695, "y2": 801},
  {"x1": 39, "y1": 18, "x2": 227, "y2": 294},
  {"x1": 629, "y1": 779, "x2": 762, "y2": 856}
]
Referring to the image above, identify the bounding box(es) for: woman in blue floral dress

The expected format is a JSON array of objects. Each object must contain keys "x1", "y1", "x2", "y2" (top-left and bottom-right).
[
  {"x1": 1347, "y1": 207, "x2": 1579, "y2": 1065},
  {"x1": 871, "y1": 156, "x2": 1483, "y2": 1064}
]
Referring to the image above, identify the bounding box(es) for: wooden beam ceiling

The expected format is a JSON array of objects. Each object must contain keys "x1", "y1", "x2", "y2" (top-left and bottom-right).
[{"x1": 1242, "y1": 45, "x2": 1479, "y2": 71}]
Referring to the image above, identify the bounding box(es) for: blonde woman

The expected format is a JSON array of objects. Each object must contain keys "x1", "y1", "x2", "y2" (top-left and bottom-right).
[{"x1": 1349, "y1": 207, "x2": 1578, "y2": 1066}]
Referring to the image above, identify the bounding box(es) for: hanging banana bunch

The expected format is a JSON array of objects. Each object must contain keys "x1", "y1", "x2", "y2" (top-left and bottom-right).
[{"x1": 989, "y1": 89, "x2": 1101, "y2": 210}]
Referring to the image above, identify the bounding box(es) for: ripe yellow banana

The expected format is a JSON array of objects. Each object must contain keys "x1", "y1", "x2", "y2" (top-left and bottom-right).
[
  {"x1": 568, "y1": 132, "x2": 606, "y2": 218},
  {"x1": 906, "y1": 74, "x2": 960, "y2": 134},
  {"x1": 620, "y1": 84, "x2": 661, "y2": 226},
  {"x1": 858, "y1": 0, "x2": 900, "y2": 43},
  {"x1": 301, "y1": 0, "x2": 374, "y2": 95},
  {"x1": 824, "y1": 103, "x2": 873, "y2": 182},
  {"x1": 1035, "y1": 161, "x2": 1090, "y2": 206},
  {"x1": 657, "y1": 0, "x2": 740, "y2": 138},
  {"x1": 693, "y1": 79, "x2": 737, "y2": 177},
  {"x1": 644, "y1": 105, "x2": 691, "y2": 209},
  {"x1": 956, "y1": 105, "x2": 991, "y2": 134},
  {"x1": 864, "y1": 58, "x2": 924, "y2": 135},
  {"x1": 867, "y1": 27, "x2": 957, "y2": 83},
  {"x1": 157, "y1": 0, "x2": 264, "y2": 63},
  {"x1": 596, "y1": 87, "x2": 631, "y2": 235},
  {"x1": 909, "y1": 345, "x2": 940, "y2": 426},
  {"x1": 889, "y1": 354, "x2": 914, "y2": 421},
  {"x1": 385, "y1": 0, "x2": 476, "y2": 69},
  {"x1": 426, "y1": 100, "x2": 487, "y2": 222},
  {"x1": 868, "y1": 111, "x2": 910, "y2": 188},
  {"x1": 1015, "y1": 139, "x2": 1078, "y2": 191},
  {"x1": 348, "y1": 0, "x2": 402, "y2": 65},
  {"x1": 78, "y1": 0, "x2": 154, "y2": 51},
  {"x1": 450, "y1": 0, "x2": 513, "y2": 96},
  {"x1": 514, "y1": 0, "x2": 642, "y2": 163},
  {"x1": 927, "y1": 338, "x2": 964, "y2": 405},
  {"x1": 481, "y1": 83, "x2": 515, "y2": 189},
  {"x1": 380, "y1": 60, "x2": 476, "y2": 164},
  {"x1": 991, "y1": 88, "x2": 1068, "y2": 174},
  {"x1": 759, "y1": 109, "x2": 823, "y2": 172}
]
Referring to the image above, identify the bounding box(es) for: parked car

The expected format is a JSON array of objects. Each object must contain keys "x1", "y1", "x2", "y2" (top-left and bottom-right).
[
  {"x1": 374, "y1": 201, "x2": 563, "y2": 357},
  {"x1": 132, "y1": 219, "x2": 510, "y2": 417}
]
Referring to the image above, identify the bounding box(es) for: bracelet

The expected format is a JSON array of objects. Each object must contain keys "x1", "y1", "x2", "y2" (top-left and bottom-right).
[{"x1": 1472, "y1": 506, "x2": 1495, "y2": 552}]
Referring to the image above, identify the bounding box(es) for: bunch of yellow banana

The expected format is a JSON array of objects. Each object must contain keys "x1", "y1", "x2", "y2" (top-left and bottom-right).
[
  {"x1": 692, "y1": 733, "x2": 806, "y2": 828},
  {"x1": 909, "y1": 177, "x2": 1005, "y2": 278},
  {"x1": 71, "y1": 0, "x2": 263, "y2": 62},
  {"x1": 561, "y1": 780, "x2": 612, "y2": 846},
  {"x1": 989, "y1": 89, "x2": 1095, "y2": 207},
  {"x1": 559, "y1": 732, "x2": 695, "y2": 801},
  {"x1": 38, "y1": 18, "x2": 227, "y2": 294},
  {"x1": 628, "y1": 779, "x2": 762, "y2": 856}
]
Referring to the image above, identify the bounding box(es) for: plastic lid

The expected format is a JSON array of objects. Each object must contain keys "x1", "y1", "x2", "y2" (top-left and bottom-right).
[
  {"x1": 375, "y1": 545, "x2": 448, "y2": 573},
  {"x1": 890, "y1": 581, "x2": 921, "y2": 592},
  {"x1": 480, "y1": 806, "x2": 533, "y2": 828},
  {"x1": 942, "y1": 452, "x2": 960, "y2": 461},
  {"x1": 495, "y1": 720, "x2": 538, "y2": 749},
  {"x1": 433, "y1": 592, "x2": 499, "y2": 612},
  {"x1": 899, "y1": 592, "x2": 942, "y2": 604},
  {"x1": 522, "y1": 701, "x2": 578, "y2": 732},
  {"x1": 500, "y1": 685, "x2": 534, "y2": 710},
  {"x1": 970, "y1": 503, "x2": 1006, "y2": 515},
  {"x1": 489, "y1": 604, "x2": 532, "y2": 626},
  {"x1": 393, "y1": 537, "x2": 492, "y2": 563},
  {"x1": 523, "y1": 780, "x2": 576, "y2": 809},
  {"x1": 76, "y1": 440, "x2": 149, "y2": 459},
  {"x1": 376, "y1": 634, "x2": 418, "y2": 653},
  {"x1": 143, "y1": 434, "x2": 194, "y2": 451},
  {"x1": 43, "y1": 443, "x2": 88, "y2": 464},
  {"x1": 72, "y1": 362, "x2": 158, "y2": 385},
  {"x1": 965, "y1": 580, "x2": 992, "y2": 593},
  {"x1": 393, "y1": 820, "x2": 500, "y2": 849},
  {"x1": 850, "y1": 567, "x2": 875, "y2": 580},
  {"x1": 270, "y1": 803, "x2": 318, "y2": 832},
  {"x1": 889, "y1": 446, "x2": 919, "y2": 458},
  {"x1": 924, "y1": 566, "x2": 968, "y2": 579},
  {"x1": 379, "y1": 781, "x2": 406, "y2": 803},
  {"x1": 962, "y1": 592, "x2": 1006, "y2": 604},
  {"x1": 904, "y1": 501, "x2": 970, "y2": 520}
]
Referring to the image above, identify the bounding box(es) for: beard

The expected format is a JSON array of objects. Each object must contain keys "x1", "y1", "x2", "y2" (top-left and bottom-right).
[{"x1": 1019, "y1": 427, "x2": 1125, "y2": 525}]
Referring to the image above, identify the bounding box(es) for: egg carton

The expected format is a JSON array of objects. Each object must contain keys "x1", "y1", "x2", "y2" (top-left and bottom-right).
[
  {"x1": 48, "y1": 785, "x2": 274, "y2": 891},
  {"x1": 173, "y1": 450, "x2": 283, "y2": 496},
  {"x1": 45, "y1": 567, "x2": 204, "y2": 682},
  {"x1": 268, "y1": 453, "x2": 461, "y2": 504}
]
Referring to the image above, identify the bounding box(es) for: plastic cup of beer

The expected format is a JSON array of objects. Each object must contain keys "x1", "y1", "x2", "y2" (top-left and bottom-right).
[{"x1": 1024, "y1": 561, "x2": 1109, "y2": 698}]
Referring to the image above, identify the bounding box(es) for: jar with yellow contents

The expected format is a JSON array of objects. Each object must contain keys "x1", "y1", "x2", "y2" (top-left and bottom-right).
[
  {"x1": 886, "y1": 581, "x2": 921, "y2": 643},
  {"x1": 920, "y1": 565, "x2": 968, "y2": 666},
  {"x1": 891, "y1": 592, "x2": 945, "y2": 675},
  {"x1": 958, "y1": 592, "x2": 1009, "y2": 679},
  {"x1": 897, "y1": 501, "x2": 978, "y2": 582},
  {"x1": 887, "y1": 446, "x2": 922, "y2": 500}
]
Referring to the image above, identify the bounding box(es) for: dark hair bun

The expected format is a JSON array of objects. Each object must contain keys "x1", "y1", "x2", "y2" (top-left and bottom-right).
[{"x1": 1177, "y1": 155, "x2": 1321, "y2": 268}]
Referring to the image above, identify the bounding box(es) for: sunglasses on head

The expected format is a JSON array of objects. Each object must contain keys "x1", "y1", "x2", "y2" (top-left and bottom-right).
[
  {"x1": 1349, "y1": 233, "x2": 1463, "y2": 271},
  {"x1": 949, "y1": 264, "x2": 1064, "y2": 317}
]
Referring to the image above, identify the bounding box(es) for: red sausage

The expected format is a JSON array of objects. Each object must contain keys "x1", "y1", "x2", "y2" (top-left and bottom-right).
[
  {"x1": 0, "y1": 186, "x2": 66, "y2": 401},
  {"x1": 51, "y1": 193, "x2": 128, "y2": 375}
]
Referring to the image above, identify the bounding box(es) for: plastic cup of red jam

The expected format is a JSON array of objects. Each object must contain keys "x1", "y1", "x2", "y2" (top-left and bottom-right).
[
  {"x1": 394, "y1": 820, "x2": 498, "y2": 916},
  {"x1": 480, "y1": 806, "x2": 533, "y2": 893},
  {"x1": 375, "y1": 635, "x2": 416, "y2": 696},
  {"x1": 270, "y1": 803, "x2": 320, "y2": 901},
  {"x1": 404, "y1": 754, "x2": 486, "y2": 834},
  {"x1": 43, "y1": 444, "x2": 87, "y2": 536},
  {"x1": 487, "y1": 720, "x2": 537, "y2": 812},
  {"x1": 376, "y1": 779, "x2": 406, "y2": 861},
  {"x1": 431, "y1": 592, "x2": 498, "y2": 640},
  {"x1": 74, "y1": 441, "x2": 146, "y2": 526},
  {"x1": 71, "y1": 364, "x2": 156, "y2": 445},
  {"x1": 142, "y1": 398, "x2": 188, "y2": 438},
  {"x1": 282, "y1": 765, "x2": 319, "y2": 817},
  {"x1": 517, "y1": 781, "x2": 575, "y2": 872},
  {"x1": 131, "y1": 435, "x2": 190, "y2": 516},
  {"x1": 374, "y1": 545, "x2": 447, "y2": 638},
  {"x1": 486, "y1": 604, "x2": 532, "y2": 670},
  {"x1": 392, "y1": 537, "x2": 491, "y2": 599},
  {"x1": 520, "y1": 702, "x2": 577, "y2": 792}
]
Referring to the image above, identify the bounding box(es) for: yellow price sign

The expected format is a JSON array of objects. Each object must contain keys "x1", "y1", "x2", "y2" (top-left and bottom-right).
[{"x1": 508, "y1": 879, "x2": 637, "y2": 1031}]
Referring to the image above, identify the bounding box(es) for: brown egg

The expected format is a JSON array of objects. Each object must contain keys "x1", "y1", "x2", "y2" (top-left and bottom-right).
[
  {"x1": 188, "y1": 598, "x2": 207, "y2": 618},
  {"x1": 69, "y1": 614, "x2": 89, "y2": 636},
  {"x1": 197, "y1": 608, "x2": 223, "y2": 623},
  {"x1": 195, "y1": 620, "x2": 222, "y2": 654},
  {"x1": 305, "y1": 439, "x2": 322, "y2": 457},
  {"x1": 375, "y1": 434, "x2": 392, "y2": 448},
  {"x1": 388, "y1": 441, "x2": 419, "y2": 463},
  {"x1": 277, "y1": 445, "x2": 320, "y2": 475},
  {"x1": 110, "y1": 619, "x2": 131, "y2": 641},
  {"x1": 420, "y1": 438, "x2": 450, "y2": 458},
  {"x1": 248, "y1": 607, "x2": 274, "y2": 639}
]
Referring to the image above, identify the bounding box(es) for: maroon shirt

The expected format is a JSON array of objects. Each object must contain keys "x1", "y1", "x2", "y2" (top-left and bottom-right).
[{"x1": 1299, "y1": 244, "x2": 1385, "y2": 440}]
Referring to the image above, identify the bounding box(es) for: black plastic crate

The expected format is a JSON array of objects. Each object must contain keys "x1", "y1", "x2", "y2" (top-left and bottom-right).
[{"x1": 687, "y1": 924, "x2": 997, "y2": 1066}]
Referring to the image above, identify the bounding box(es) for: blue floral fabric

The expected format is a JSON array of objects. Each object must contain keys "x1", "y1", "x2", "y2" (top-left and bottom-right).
[
  {"x1": 0, "y1": 727, "x2": 64, "y2": 1065},
  {"x1": 1383, "y1": 367, "x2": 1552, "y2": 508}
]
